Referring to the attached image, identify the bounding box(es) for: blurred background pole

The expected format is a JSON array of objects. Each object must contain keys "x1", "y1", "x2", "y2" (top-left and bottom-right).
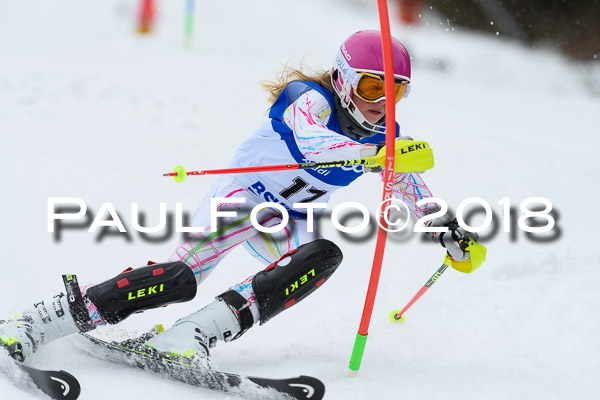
[
  {"x1": 184, "y1": 0, "x2": 195, "y2": 46},
  {"x1": 137, "y1": 0, "x2": 156, "y2": 34},
  {"x1": 396, "y1": 0, "x2": 423, "y2": 25}
]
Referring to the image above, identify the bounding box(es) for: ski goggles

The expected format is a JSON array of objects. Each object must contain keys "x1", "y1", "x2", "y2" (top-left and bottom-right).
[
  {"x1": 334, "y1": 48, "x2": 410, "y2": 103},
  {"x1": 354, "y1": 73, "x2": 409, "y2": 103}
]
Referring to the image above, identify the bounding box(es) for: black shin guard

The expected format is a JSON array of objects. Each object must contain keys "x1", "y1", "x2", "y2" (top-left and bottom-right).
[
  {"x1": 86, "y1": 261, "x2": 197, "y2": 324},
  {"x1": 252, "y1": 239, "x2": 343, "y2": 324}
]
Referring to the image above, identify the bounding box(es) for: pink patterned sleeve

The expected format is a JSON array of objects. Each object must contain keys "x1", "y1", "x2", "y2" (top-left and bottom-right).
[
  {"x1": 390, "y1": 172, "x2": 438, "y2": 218},
  {"x1": 283, "y1": 90, "x2": 362, "y2": 162}
]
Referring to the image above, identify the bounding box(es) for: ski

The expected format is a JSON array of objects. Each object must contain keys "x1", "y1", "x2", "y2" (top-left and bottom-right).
[
  {"x1": 1, "y1": 356, "x2": 80, "y2": 400},
  {"x1": 80, "y1": 332, "x2": 325, "y2": 399}
]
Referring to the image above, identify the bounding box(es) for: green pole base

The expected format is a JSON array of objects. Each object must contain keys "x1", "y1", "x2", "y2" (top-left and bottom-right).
[{"x1": 349, "y1": 332, "x2": 368, "y2": 371}]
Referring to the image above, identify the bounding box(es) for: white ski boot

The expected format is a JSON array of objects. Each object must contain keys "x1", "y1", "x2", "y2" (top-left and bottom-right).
[
  {"x1": 0, "y1": 294, "x2": 79, "y2": 361},
  {"x1": 144, "y1": 290, "x2": 254, "y2": 361}
]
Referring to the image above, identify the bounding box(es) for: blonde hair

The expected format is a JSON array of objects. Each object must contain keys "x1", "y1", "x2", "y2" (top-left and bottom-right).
[{"x1": 261, "y1": 63, "x2": 334, "y2": 107}]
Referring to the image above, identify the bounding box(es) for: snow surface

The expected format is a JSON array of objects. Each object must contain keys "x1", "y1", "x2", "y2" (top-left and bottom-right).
[{"x1": 1, "y1": 0, "x2": 599, "y2": 399}]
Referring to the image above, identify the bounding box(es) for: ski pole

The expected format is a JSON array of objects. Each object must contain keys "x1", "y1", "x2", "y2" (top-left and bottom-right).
[
  {"x1": 390, "y1": 239, "x2": 487, "y2": 323},
  {"x1": 164, "y1": 140, "x2": 433, "y2": 183},
  {"x1": 163, "y1": 160, "x2": 366, "y2": 182},
  {"x1": 389, "y1": 258, "x2": 451, "y2": 323}
]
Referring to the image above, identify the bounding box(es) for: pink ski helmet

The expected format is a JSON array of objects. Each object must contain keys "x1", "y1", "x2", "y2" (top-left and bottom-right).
[{"x1": 331, "y1": 30, "x2": 411, "y2": 136}]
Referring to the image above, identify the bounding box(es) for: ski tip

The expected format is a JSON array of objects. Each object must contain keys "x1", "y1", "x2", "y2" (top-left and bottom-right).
[
  {"x1": 249, "y1": 375, "x2": 325, "y2": 400},
  {"x1": 293, "y1": 375, "x2": 326, "y2": 400},
  {"x1": 16, "y1": 364, "x2": 81, "y2": 400},
  {"x1": 56, "y1": 370, "x2": 82, "y2": 400}
]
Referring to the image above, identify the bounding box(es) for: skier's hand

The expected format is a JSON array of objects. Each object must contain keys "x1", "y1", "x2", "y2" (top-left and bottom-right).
[
  {"x1": 363, "y1": 137, "x2": 433, "y2": 173},
  {"x1": 425, "y1": 216, "x2": 478, "y2": 261},
  {"x1": 440, "y1": 219, "x2": 479, "y2": 262},
  {"x1": 359, "y1": 144, "x2": 382, "y2": 173}
]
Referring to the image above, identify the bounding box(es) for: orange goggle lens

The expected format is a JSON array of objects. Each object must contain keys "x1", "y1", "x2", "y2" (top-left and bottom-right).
[{"x1": 354, "y1": 73, "x2": 409, "y2": 103}]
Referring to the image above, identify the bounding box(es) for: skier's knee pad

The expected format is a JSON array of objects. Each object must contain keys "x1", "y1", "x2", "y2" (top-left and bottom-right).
[
  {"x1": 86, "y1": 261, "x2": 197, "y2": 324},
  {"x1": 252, "y1": 239, "x2": 343, "y2": 324}
]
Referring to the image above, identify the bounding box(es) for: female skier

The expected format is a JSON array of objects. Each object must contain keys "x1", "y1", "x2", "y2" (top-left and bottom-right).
[{"x1": 0, "y1": 30, "x2": 474, "y2": 362}]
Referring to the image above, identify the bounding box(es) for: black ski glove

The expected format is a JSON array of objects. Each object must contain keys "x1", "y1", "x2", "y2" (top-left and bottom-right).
[{"x1": 426, "y1": 216, "x2": 479, "y2": 261}]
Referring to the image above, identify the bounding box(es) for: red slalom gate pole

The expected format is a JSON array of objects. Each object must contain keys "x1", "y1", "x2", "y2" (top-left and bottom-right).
[{"x1": 349, "y1": 0, "x2": 397, "y2": 373}]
